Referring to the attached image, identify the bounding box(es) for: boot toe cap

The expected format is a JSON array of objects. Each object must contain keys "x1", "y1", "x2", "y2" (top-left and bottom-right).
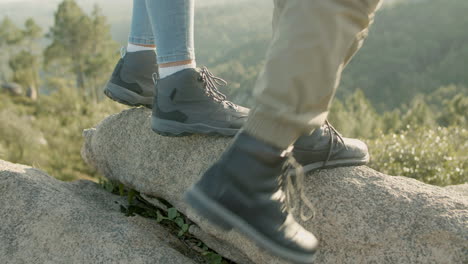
[
  {"x1": 228, "y1": 107, "x2": 250, "y2": 129},
  {"x1": 293, "y1": 227, "x2": 319, "y2": 253},
  {"x1": 340, "y1": 137, "x2": 369, "y2": 161}
]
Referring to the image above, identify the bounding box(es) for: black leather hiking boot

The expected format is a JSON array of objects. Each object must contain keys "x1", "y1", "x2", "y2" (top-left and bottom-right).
[
  {"x1": 104, "y1": 50, "x2": 158, "y2": 108},
  {"x1": 294, "y1": 121, "x2": 369, "y2": 173},
  {"x1": 151, "y1": 67, "x2": 249, "y2": 137},
  {"x1": 185, "y1": 132, "x2": 318, "y2": 264}
]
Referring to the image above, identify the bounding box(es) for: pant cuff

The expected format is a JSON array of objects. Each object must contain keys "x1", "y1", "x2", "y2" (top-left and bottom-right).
[
  {"x1": 128, "y1": 36, "x2": 155, "y2": 45},
  {"x1": 157, "y1": 52, "x2": 195, "y2": 64},
  {"x1": 244, "y1": 109, "x2": 303, "y2": 150}
]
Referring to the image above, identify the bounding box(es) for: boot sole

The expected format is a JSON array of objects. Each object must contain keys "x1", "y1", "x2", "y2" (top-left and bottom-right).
[
  {"x1": 104, "y1": 82, "x2": 153, "y2": 109},
  {"x1": 300, "y1": 153, "x2": 370, "y2": 174},
  {"x1": 185, "y1": 185, "x2": 317, "y2": 264},
  {"x1": 152, "y1": 116, "x2": 239, "y2": 137}
]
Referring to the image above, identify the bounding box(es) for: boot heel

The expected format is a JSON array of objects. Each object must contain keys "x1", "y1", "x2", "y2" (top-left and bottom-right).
[
  {"x1": 104, "y1": 82, "x2": 153, "y2": 108},
  {"x1": 184, "y1": 187, "x2": 233, "y2": 231}
]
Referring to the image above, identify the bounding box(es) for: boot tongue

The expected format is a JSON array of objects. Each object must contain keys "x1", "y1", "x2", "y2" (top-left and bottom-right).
[{"x1": 171, "y1": 69, "x2": 211, "y2": 102}]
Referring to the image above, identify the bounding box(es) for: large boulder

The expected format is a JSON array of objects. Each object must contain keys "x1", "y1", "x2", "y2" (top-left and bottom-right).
[
  {"x1": 0, "y1": 159, "x2": 196, "y2": 264},
  {"x1": 82, "y1": 108, "x2": 468, "y2": 264}
]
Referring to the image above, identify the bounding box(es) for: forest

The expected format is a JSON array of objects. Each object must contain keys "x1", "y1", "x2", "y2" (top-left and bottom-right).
[{"x1": 0, "y1": 0, "x2": 466, "y2": 186}]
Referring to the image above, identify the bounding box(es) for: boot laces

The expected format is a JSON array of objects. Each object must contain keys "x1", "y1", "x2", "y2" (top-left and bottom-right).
[
  {"x1": 279, "y1": 121, "x2": 345, "y2": 222},
  {"x1": 199, "y1": 67, "x2": 236, "y2": 109},
  {"x1": 324, "y1": 120, "x2": 347, "y2": 166},
  {"x1": 282, "y1": 154, "x2": 316, "y2": 222}
]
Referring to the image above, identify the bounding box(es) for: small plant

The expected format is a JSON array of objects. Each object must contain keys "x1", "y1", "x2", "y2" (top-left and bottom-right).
[
  {"x1": 99, "y1": 178, "x2": 233, "y2": 264},
  {"x1": 202, "y1": 251, "x2": 223, "y2": 264},
  {"x1": 159, "y1": 207, "x2": 190, "y2": 237},
  {"x1": 98, "y1": 178, "x2": 119, "y2": 193}
]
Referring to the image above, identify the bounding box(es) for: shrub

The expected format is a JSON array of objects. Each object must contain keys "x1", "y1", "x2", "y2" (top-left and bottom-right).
[
  {"x1": 368, "y1": 126, "x2": 467, "y2": 186},
  {"x1": 0, "y1": 88, "x2": 125, "y2": 181}
]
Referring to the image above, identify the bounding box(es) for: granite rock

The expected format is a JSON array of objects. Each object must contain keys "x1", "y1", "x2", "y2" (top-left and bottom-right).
[
  {"x1": 0, "y1": 159, "x2": 196, "y2": 264},
  {"x1": 82, "y1": 108, "x2": 468, "y2": 264}
]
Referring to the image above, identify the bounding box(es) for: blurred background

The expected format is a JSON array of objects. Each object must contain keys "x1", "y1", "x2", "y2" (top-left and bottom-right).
[{"x1": 0, "y1": 0, "x2": 466, "y2": 185}]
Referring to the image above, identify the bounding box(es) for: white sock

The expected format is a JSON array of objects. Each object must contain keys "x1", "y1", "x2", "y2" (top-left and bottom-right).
[
  {"x1": 126, "y1": 43, "x2": 156, "y2": 52},
  {"x1": 159, "y1": 61, "x2": 197, "y2": 79}
]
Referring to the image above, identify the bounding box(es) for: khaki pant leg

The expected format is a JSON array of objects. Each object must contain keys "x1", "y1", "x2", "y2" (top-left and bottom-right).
[
  {"x1": 344, "y1": 1, "x2": 381, "y2": 67},
  {"x1": 244, "y1": 0, "x2": 382, "y2": 149}
]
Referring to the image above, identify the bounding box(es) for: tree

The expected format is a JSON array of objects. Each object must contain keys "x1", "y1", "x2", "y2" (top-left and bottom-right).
[
  {"x1": 23, "y1": 18, "x2": 42, "y2": 50},
  {"x1": 19, "y1": 18, "x2": 42, "y2": 100},
  {"x1": 0, "y1": 17, "x2": 23, "y2": 46},
  {"x1": 328, "y1": 89, "x2": 383, "y2": 139},
  {"x1": 44, "y1": 0, "x2": 91, "y2": 90},
  {"x1": 83, "y1": 5, "x2": 118, "y2": 101},
  {"x1": 401, "y1": 97, "x2": 437, "y2": 129},
  {"x1": 0, "y1": 17, "x2": 23, "y2": 82},
  {"x1": 438, "y1": 93, "x2": 468, "y2": 127},
  {"x1": 9, "y1": 51, "x2": 39, "y2": 95},
  {"x1": 1, "y1": 17, "x2": 42, "y2": 99},
  {"x1": 44, "y1": 0, "x2": 118, "y2": 101}
]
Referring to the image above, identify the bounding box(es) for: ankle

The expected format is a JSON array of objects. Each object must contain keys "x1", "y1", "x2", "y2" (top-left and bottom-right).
[
  {"x1": 159, "y1": 60, "x2": 197, "y2": 79},
  {"x1": 127, "y1": 43, "x2": 156, "y2": 52},
  {"x1": 235, "y1": 131, "x2": 291, "y2": 159},
  {"x1": 244, "y1": 110, "x2": 302, "y2": 151},
  {"x1": 159, "y1": 60, "x2": 195, "y2": 68}
]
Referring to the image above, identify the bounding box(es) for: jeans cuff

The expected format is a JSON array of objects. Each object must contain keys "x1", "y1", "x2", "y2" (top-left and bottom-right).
[
  {"x1": 244, "y1": 109, "x2": 303, "y2": 149},
  {"x1": 128, "y1": 36, "x2": 155, "y2": 45},
  {"x1": 157, "y1": 52, "x2": 195, "y2": 64}
]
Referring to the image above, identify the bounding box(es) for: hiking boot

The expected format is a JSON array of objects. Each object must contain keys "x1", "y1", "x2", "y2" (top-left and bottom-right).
[
  {"x1": 293, "y1": 121, "x2": 369, "y2": 173},
  {"x1": 185, "y1": 132, "x2": 318, "y2": 264},
  {"x1": 104, "y1": 50, "x2": 158, "y2": 108},
  {"x1": 151, "y1": 67, "x2": 249, "y2": 137}
]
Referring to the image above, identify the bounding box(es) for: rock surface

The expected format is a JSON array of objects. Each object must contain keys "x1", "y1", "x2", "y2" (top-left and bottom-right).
[
  {"x1": 0, "y1": 159, "x2": 196, "y2": 264},
  {"x1": 82, "y1": 108, "x2": 468, "y2": 264}
]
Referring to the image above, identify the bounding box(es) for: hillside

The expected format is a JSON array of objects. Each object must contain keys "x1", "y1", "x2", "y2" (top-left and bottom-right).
[
  {"x1": 0, "y1": 0, "x2": 466, "y2": 184},
  {"x1": 341, "y1": 0, "x2": 468, "y2": 110},
  {"x1": 190, "y1": 0, "x2": 468, "y2": 111}
]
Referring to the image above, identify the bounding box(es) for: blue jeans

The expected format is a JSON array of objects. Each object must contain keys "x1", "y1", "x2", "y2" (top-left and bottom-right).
[{"x1": 129, "y1": 0, "x2": 195, "y2": 64}]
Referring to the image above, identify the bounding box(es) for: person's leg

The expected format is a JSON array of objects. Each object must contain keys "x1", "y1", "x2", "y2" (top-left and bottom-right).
[
  {"x1": 245, "y1": 0, "x2": 382, "y2": 149},
  {"x1": 145, "y1": 0, "x2": 196, "y2": 78},
  {"x1": 104, "y1": 0, "x2": 158, "y2": 108},
  {"x1": 128, "y1": 0, "x2": 156, "y2": 49},
  {"x1": 146, "y1": 0, "x2": 250, "y2": 136},
  {"x1": 186, "y1": 0, "x2": 382, "y2": 263},
  {"x1": 271, "y1": 0, "x2": 370, "y2": 173},
  {"x1": 104, "y1": 0, "x2": 248, "y2": 130},
  {"x1": 292, "y1": 3, "x2": 381, "y2": 172}
]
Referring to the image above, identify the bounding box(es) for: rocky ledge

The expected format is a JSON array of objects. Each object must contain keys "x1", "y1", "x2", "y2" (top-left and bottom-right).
[
  {"x1": 80, "y1": 108, "x2": 468, "y2": 264},
  {"x1": 0, "y1": 159, "x2": 195, "y2": 264}
]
